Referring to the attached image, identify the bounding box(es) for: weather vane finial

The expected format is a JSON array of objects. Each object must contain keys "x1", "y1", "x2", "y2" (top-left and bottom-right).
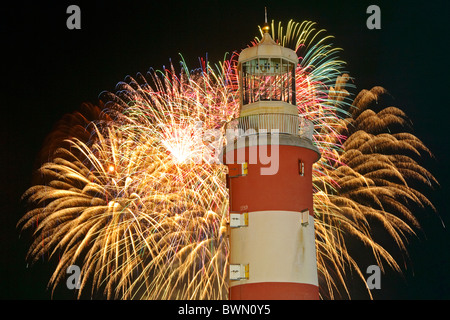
[{"x1": 262, "y1": 7, "x2": 270, "y2": 33}]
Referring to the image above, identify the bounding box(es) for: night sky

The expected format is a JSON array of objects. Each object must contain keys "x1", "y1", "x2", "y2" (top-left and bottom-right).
[{"x1": 1, "y1": 0, "x2": 449, "y2": 300}]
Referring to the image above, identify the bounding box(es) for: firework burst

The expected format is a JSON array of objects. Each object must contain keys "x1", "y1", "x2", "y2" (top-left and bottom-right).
[{"x1": 19, "y1": 19, "x2": 437, "y2": 299}]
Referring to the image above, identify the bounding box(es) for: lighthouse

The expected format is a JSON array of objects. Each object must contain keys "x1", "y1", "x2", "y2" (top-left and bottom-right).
[{"x1": 223, "y1": 20, "x2": 321, "y2": 300}]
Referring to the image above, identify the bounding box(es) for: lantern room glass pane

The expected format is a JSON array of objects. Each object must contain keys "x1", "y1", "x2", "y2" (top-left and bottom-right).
[{"x1": 241, "y1": 58, "x2": 296, "y2": 105}]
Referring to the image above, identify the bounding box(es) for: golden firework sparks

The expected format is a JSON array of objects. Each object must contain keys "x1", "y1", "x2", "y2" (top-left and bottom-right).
[{"x1": 19, "y1": 20, "x2": 437, "y2": 300}]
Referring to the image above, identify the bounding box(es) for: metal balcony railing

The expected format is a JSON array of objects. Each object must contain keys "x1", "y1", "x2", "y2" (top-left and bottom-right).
[{"x1": 225, "y1": 113, "x2": 314, "y2": 141}]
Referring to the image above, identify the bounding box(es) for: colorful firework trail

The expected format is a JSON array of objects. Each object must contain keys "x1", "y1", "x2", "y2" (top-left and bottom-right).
[{"x1": 18, "y1": 20, "x2": 437, "y2": 299}]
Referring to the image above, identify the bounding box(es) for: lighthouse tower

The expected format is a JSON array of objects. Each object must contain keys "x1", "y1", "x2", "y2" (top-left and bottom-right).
[{"x1": 223, "y1": 20, "x2": 321, "y2": 300}]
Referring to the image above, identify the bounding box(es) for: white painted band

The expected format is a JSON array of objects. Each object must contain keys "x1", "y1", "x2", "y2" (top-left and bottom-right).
[{"x1": 229, "y1": 210, "x2": 318, "y2": 287}]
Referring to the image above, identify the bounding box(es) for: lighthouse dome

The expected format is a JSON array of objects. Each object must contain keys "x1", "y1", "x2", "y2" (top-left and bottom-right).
[{"x1": 238, "y1": 32, "x2": 298, "y2": 65}]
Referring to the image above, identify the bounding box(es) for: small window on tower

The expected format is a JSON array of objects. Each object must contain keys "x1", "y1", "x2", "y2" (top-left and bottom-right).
[
  {"x1": 298, "y1": 159, "x2": 304, "y2": 176},
  {"x1": 301, "y1": 209, "x2": 309, "y2": 227}
]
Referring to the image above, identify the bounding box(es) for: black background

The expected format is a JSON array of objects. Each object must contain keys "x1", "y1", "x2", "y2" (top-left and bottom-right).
[{"x1": 1, "y1": 0, "x2": 449, "y2": 300}]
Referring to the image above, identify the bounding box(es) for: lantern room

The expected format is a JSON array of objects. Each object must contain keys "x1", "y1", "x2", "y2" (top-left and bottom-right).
[{"x1": 238, "y1": 26, "x2": 299, "y2": 116}]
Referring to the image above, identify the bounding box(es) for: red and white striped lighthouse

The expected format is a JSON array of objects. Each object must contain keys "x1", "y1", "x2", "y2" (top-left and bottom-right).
[{"x1": 223, "y1": 21, "x2": 321, "y2": 300}]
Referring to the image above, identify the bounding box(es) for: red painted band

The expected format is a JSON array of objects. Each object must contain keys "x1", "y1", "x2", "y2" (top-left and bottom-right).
[
  {"x1": 227, "y1": 145, "x2": 317, "y2": 214},
  {"x1": 230, "y1": 282, "x2": 319, "y2": 300}
]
